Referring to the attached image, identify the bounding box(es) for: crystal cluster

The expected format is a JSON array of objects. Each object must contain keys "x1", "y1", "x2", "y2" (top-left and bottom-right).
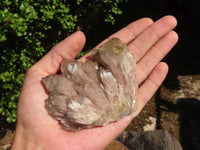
[{"x1": 43, "y1": 38, "x2": 138, "y2": 131}]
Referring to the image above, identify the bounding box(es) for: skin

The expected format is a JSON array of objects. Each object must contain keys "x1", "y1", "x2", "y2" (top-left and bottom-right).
[{"x1": 11, "y1": 15, "x2": 178, "y2": 150}]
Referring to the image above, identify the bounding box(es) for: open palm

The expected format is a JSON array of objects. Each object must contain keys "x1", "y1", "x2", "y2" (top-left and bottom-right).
[{"x1": 11, "y1": 15, "x2": 178, "y2": 150}]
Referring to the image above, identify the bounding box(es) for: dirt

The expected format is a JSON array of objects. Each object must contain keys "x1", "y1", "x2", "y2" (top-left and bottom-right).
[
  {"x1": 126, "y1": 74, "x2": 200, "y2": 149},
  {"x1": 127, "y1": 96, "x2": 157, "y2": 132},
  {"x1": 1, "y1": 74, "x2": 200, "y2": 150},
  {"x1": 0, "y1": 117, "x2": 15, "y2": 150}
]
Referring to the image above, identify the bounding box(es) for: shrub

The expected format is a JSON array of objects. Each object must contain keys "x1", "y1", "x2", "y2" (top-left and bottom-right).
[{"x1": 0, "y1": 0, "x2": 127, "y2": 123}]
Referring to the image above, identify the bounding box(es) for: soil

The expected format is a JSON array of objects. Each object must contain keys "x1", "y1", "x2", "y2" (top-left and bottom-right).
[
  {"x1": 0, "y1": 117, "x2": 15, "y2": 150},
  {"x1": 0, "y1": 74, "x2": 200, "y2": 150},
  {"x1": 126, "y1": 74, "x2": 200, "y2": 149}
]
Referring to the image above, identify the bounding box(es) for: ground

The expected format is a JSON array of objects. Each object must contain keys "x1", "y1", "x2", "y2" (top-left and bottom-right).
[
  {"x1": 127, "y1": 74, "x2": 200, "y2": 149},
  {"x1": 0, "y1": 117, "x2": 15, "y2": 150},
  {"x1": 0, "y1": 74, "x2": 200, "y2": 150}
]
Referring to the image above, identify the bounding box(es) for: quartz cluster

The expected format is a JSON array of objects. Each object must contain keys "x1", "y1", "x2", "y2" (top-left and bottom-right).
[{"x1": 43, "y1": 38, "x2": 138, "y2": 131}]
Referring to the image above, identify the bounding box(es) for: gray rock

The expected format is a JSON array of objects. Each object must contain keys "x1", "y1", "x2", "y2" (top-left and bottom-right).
[
  {"x1": 117, "y1": 130, "x2": 183, "y2": 150},
  {"x1": 43, "y1": 38, "x2": 138, "y2": 131}
]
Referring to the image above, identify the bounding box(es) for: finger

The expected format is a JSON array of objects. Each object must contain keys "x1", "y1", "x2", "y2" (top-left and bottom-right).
[
  {"x1": 76, "y1": 63, "x2": 168, "y2": 149},
  {"x1": 128, "y1": 15, "x2": 177, "y2": 62},
  {"x1": 136, "y1": 31, "x2": 178, "y2": 84},
  {"x1": 96, "y1": 17, "x2": 153, "y2": 48},
  {"x1": 79, "y1": 18, "x2": 153, "y2": 62},
  {"x1": 35, "y1": 31, "x2": 86, "y2": 75},
  {"x1": 134, "y1": 62, "x2": 169, "y2": 116}
]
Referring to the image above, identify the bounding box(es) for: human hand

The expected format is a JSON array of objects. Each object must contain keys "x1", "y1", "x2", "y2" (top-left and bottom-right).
[{"x1": 11, "y1": 15, "x2": 178, "y2": 150}]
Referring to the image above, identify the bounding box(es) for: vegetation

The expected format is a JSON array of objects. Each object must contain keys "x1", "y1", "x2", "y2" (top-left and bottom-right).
[{"x1": 0, "y1": 0, "x2": 127, "y2": 123}]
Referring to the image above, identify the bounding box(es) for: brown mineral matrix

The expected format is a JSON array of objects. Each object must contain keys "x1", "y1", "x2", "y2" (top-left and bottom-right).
[{"x1": 42, "y1": 38, "x2": 138, "y2": 131}]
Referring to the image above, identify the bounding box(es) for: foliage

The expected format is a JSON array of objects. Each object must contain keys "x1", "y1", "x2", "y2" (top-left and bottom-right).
[{"x1": 0, "y1": 0, "x2": 127, "y2": 123}]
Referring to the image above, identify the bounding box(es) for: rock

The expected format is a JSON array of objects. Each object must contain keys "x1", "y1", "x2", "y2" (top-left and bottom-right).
[
  {"x1": 105, "y1": 140, "x2": 130, "y2": 150},
  {"x1": 43, "y1": 38, "x2": 138, "y2": 131},
  {"x1": 117, "y1": 130, "x2": 183, "y2": 150},
  {"x1": 143, "y1": 116, "x2": 156, "y2": 131}
]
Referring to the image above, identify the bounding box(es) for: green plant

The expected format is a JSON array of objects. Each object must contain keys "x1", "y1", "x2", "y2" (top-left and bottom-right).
[{"x1": 0, "y1": 0, "x2": 128, "y2": 123}]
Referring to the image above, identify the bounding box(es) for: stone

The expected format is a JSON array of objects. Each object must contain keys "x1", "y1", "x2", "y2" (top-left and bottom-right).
[
  {"x1": 42, "y1": 38, "x2": 138, "y2": 131},
  {"x1": 117, "y1": 130, "x2": 183, "y2": 150},
  {"x1": 105, "y1": 140, "x2": 130, "y2": 150},
  {"x1": 143, "y1": 116, "x2": 156, "y2": 131}
]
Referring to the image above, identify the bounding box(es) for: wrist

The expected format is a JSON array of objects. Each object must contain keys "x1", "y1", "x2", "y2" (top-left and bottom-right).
[{"x1": 11, "y1": 123, "x2": 42, "y2": 150}]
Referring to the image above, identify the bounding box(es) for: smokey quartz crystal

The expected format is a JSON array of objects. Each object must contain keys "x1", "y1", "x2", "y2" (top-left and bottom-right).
[{"x1": 43, "y1": 38, "x2": 138, "y2": 131}]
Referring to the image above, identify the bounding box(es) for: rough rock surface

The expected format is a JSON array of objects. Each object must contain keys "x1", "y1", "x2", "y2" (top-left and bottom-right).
[
  {"x1": 105, "y1": 140, "x2": 130, "y2": 150},
  {"x1": 117, "y1": 130, "x2": 183, "y2": 150},
  {"x1": 43, "y1": 38, "x2": 138, "y2": 131}
]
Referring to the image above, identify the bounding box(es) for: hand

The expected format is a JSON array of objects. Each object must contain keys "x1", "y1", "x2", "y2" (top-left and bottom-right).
[{"x1": 11, "y1": 15, "x2": 178, "y2": 150}]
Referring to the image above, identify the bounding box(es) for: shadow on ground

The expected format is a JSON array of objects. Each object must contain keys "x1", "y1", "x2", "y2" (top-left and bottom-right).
[{"x1": 156, "y1": 96, "x2": 200, "y2": 150}]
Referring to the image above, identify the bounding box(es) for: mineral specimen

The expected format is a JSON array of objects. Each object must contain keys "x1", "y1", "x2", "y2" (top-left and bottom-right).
[{"x1": 43, "y1": 38, "x2": 138, "y2": 131}]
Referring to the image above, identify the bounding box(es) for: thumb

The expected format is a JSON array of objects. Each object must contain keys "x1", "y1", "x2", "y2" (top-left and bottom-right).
[{"x1": 36, "y1": 31, "x2": 86, "y2": 75}]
